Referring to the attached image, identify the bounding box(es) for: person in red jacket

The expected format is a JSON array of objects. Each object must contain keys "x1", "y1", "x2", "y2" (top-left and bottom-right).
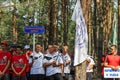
[
  {"x1": 104, "y1": 45, "x2": 120, "y2": 80},
  {"x1": 11, "y1": 46, "x2": 27, "y2": 80},
  {"x1": 0, "y1": 41, "x2": 12, "y2": 80}
]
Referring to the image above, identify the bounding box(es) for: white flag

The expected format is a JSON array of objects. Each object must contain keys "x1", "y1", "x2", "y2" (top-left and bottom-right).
[{"x1": 71, "y1": 0, "x2": 88, "y2": 66}]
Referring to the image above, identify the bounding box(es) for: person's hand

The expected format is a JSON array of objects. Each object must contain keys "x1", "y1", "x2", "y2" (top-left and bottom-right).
[
  {"x1": 62, "y1": 73, "x2": 65, "y2": 77},
  {"x1": 53, "y1": 61, "x2": 57, "y2": 67},
  {"x1": 114, "y1": 66, "x2": 120, "y2": 70},
  {"x1": 16, "y1": 73, "x2": 20, "y2": 76},
  {"x1": 0, "y1": 71, "x2": 4, "y2": 78},
  {"x1": 26, "y1": 51, "x2": 30, "y2": 55},
  {"x1": 111, "y1": 66, "x2": 116, "y2": 70},
  {"x1": 32, "y1": 58, "x2": 34, "y2": 63},
  {"x1": 18, "y1": 72, "x2": 22, "y2": 76}
]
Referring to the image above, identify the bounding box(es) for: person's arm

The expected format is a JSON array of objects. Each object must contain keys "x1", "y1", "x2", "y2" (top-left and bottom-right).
[
  {"x1": 66, "y1": 55, "x2": 71, "y2": 65},
  {"x1": 26, "y1": 51, "x2": 31, "y2": 60},
  {"x1": 0, "y1": 71, "x2": 4, "y2": 78},
  {"x1": 87, "y1": 58, "x2": 95, "y2": 70},
  {"x1": 11, "y1": 64, "x2": 19, "y2": 75},
  {"x1": 104, "y1": 62, "x2": 115, "y2": 70},
  {"x1": 104, "y1": 56, "x2": 115, "y2": 70},
  {"x1": 61, "y1": 64, "x2": 64, "y2": 73},
  {"x1": 2, "y1": 60, "x2": 10, "y2": 74},
  {"x1": 101, "y1": 63, "x2": 104, "y2": 66},
  {"x1": 28, "y1": 54, "x2": 34, "y2": 67},
  {"x1": 2, "y1": 53, "x2": 11, "y2": 74},
  {"x1": 65, "y1": 60, "x2": 71, "y2": 65},
  {"x1": 29, "y1": 58, "x2": 34, "y2": 67},
  {"x1": 18, "y1": 64, "x2": 26, "y2": 75},
  {"x1": 53, "y1": 56, "x2": 63, "y2": 67},
  {"x1": 53, "y1": 62, "x2": 63, "y2": 67},
  {"x1": 43, "y1": 56, "x2": 53, "y2": 67},
  {"x1": 43, "y1": 61, "x2": 53, "y2": 67},
  {"x1": 87, "y1": 64, "x2": 94, "y2": 70},
  {"x1": 101, "y1": 57, "x2": 105, "y2": 66},
  {"x1": 61, "y1": 64, "x2": 65, "y2": 76}
]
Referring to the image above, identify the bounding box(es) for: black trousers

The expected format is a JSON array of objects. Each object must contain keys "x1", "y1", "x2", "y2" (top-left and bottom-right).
[
  {"x1": 86, "y1": 72, "x2": 93, "y2": 80},
  {"x1": 46, "y1": 73, "x2": 63, "y2": 80},
  {"x1": 30, "y1": 74, "x2": 45, "y2": 80}
]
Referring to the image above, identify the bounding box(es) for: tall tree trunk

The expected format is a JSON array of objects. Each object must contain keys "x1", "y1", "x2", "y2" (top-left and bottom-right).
[
  {"x1": 49, "y1": 0, "x2": 57, "y2": 44},
  {"x1": 62, "y1": 0, "x2": 68, "y2": 45},
  {"x1": 52, "y1": 0, "x2": 57, "y2": 43},
  {"x1": 118, "y1": 0, "x2": 120, "y2": 52},
  {"x1": 13, "y1": 6, "x2": 18, "y2": 44},
  {"x1": 0, "y1": 11, "x2": 2, "y2": 42},
  {"x1": 75, "y1": 0, "x2": 92, "y2": 80}
]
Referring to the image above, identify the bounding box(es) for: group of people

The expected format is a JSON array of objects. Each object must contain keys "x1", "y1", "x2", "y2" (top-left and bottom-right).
[
  {"x1": 3, "y1": 40, "x2": 119, "y2": 80},
  {"x1": 101, "y1": 45, "x2": 120, "y2": 80},
  {"x1": 0, "y1": 41, "x2": 75, "y2": 80}
]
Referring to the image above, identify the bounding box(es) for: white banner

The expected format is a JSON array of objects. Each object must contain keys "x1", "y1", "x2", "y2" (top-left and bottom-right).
[
  {"x1": 71, "y1": 0, "x2": 88, "y2": 66},
  {"x1": 104, "y1": 68, "x2": 120, "y2": 78}
]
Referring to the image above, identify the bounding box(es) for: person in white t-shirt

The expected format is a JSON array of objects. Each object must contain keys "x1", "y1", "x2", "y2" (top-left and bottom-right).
[
  {"x1": 62, "y1": 45, "x2": 71, "y2": 80},
  {"x1": 86, "y1": 56, "x2": 95, "y2": 80},
  {"x1": 43, "y1": 44, "x2": 63, "y2": 80},
  {"x1": 29, "y1": 43, "x2": 45, "y2": 80}
]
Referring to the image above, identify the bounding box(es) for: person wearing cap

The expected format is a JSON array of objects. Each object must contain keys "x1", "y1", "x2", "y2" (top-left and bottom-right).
[
  {"x1": 23, "y1": 45, "x2": 32, "y2": 80},
  {"x1": 29, "y1": 43, "x2": 45, "y2": 80},
  {"x1": 9, "y1": 44, "x2": 17, "y2": 55},
  {"x1": 11, "y1": 46, "x2": 27, "y2": 80},
  {"x1": 86, "y1": 55, "x2": 95, "y2": 80},
  {"x1": 0, "y1": 41, "x2": 12, "y2": 80}
]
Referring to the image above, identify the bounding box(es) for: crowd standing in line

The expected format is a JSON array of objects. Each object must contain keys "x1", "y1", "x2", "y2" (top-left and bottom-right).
[
  {"x1": 1, "y1": 41, "x2": 120, "y2": 80},
  {"x1": 0, "y1": 41, "x2": 75, "y2": 80}
]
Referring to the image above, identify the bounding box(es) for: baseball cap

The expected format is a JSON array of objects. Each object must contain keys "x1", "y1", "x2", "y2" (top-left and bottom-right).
[
  {"x1": 10, "y1": 44, "x2": 17, "y2": 48},
  {"x1": 24, "y1": 45, "x2": 30, "y2": 49},
  {"x1": 1, "y1": 41, "x2": 8, "y2": 46}
]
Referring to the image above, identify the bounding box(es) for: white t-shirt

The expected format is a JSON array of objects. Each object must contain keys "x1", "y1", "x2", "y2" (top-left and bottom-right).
[
  {"x1": 43, "y1": 53, "x2": 63, "y2": 76},
  {"x1": 62, "y1": 53, "x2": 71, "y2": 73},
  {"x1": 86, "y1": 57, "x2": 95, "y2": 72},
  {"x1": 29, "y1": 52, "x2": 45, "y2": 75}
]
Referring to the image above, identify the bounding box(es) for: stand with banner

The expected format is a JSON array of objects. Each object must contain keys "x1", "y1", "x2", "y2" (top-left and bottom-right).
[
  {"x1": 24, "y1": 26, "x2": 45, "y2": 52},
  {"x1": 104, "y1": 68, "x2": 120, "y2": 78}
]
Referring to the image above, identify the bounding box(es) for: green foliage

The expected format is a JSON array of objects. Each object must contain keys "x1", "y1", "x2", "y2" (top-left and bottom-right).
[{"x1": 0, "y1": 0, "x2": 76, "y2": 52}]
